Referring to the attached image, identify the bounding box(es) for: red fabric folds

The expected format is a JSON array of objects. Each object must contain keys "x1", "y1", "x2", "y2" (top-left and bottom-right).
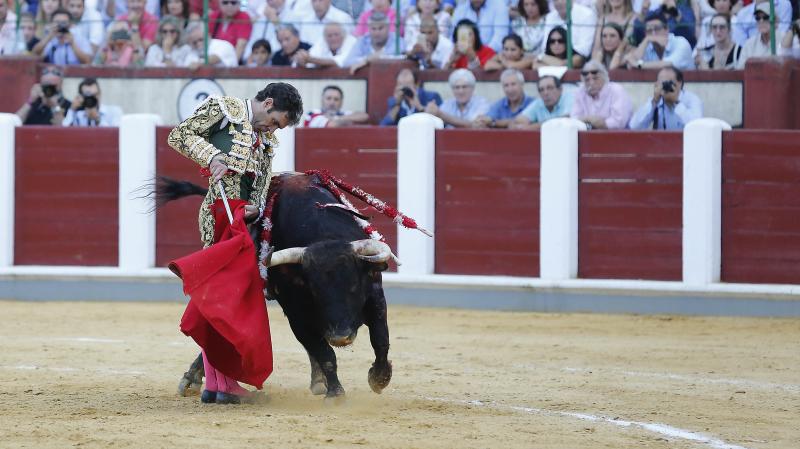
[{"x1": 169, "y1": 199, "x2": 273, "y2": 389}]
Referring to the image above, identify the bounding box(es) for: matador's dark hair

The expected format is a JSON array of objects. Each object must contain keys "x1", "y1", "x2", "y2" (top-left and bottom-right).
[{"x1": 256, "y1": 82, "x2": 304, "y2": 126}]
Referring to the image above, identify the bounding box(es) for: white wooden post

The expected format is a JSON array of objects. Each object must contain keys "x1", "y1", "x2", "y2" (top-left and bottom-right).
[
  {"x1": 397, "y1": 113, "x2": 443, "y2": 274},
  {"x1": 118, "y1": 114, "x2": 162, "y2": 271},
  {"x1": 539, "y1": 118, "x2": 586, "y2": 279},
  {"x1": 0, "y1": 113, "x2": 21, "y2": 268},
  {"x1": 683, "y1": 118, "x2": 731, "y2": 286},
  {"x1": 272, "y1": 125, "x2": 296, "y2": 173}
]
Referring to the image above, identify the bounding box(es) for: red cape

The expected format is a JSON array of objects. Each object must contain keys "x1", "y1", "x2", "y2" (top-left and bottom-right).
[{"x1": 169, "y1": 199, "x2": 273, "y2": 389}]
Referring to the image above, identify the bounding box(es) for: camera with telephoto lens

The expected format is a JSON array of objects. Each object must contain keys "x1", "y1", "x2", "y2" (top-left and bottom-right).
[
  {"x1": 661, "y1": 80, "x2": 675, "y2": 93},
  {"x1": 401, "y1": 87, "x2": 415, "y2": 98},
  {"x1": 57, "y1": 24, "x2": 70, "y2": 34},
  {"x1": 82, "y1": 95, "x2": 98, "y2": 109},
  {"x1": 42, "y1": 84, "x2": 58, "y2": 98}
]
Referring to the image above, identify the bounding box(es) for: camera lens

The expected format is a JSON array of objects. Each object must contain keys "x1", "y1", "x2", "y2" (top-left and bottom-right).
[
  {"x1": 82, "y1": 95, "x2": 98, "y2": 109},
  {"x1": 661, "y1": 80, "x2": 674, "y2": 93},
  {"x1": 402, "y1": 87, "x2": 414, "y2": 98},
  {"x1": 42, "y1": 85, "x2": 57, "y2": 98}
]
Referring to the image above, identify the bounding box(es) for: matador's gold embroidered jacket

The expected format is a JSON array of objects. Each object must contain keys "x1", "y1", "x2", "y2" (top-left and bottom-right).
[{"x1": 167, "y1": 95, "x2": 277, "y2": 247}]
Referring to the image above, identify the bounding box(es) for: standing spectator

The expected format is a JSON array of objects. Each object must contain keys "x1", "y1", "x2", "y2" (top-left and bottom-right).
[
  {"x1": 271, "y1": 23, "x2": 312, "y2": 66},
  {"x1": 404, "y1": 0, "x2": 451, "y2": 50},
  {"x1": 632, "y1": 0, "x2": 697, "y2": 47},
  {"x1": 629, "y1": 66, "x2": 702, "y2": 129},
  {"x1": 343, "y1": 12, "x2": 404, "y2": 72},
  {"x1": 296, "y1": 21, "x2": 356, "y2": 67},
  {"x1": 293, "y1": 0, "x2": 352, "y2": 45},
  {"x1": 695, "y1": 13, "x2": 743, "y2": 69},
  {"x1": 16, "y1": 66, "x2": 72, "y2": 126},
  {"x1": 424, "y1": 68, "x2": 490, "y2": 128},
  {"x1": 63, "y1": 78, "x2": 124, "y2": 127},
  {"x1": 696, "y1": 0, "x2": 739, "y2": 48},
  {"x1": 570, "y1": 60, "x2": 633, "y2": 129},
  {"x1": 94, "y1": 21, "x2": 144, "y2": 66},
  {"x1": 208, "y1": 0, "x2": 252, "y2": 62},
  {"x1": 246, "y1": 38, "x2": 272, "y2": 66},
  {"x1": 161, "y1": 0, "x2": 197, "y2": 30},
  {"x1": 733, "y1": 0, "x2": 792, "y2": 45},
  {"x1": 474, "y1": 68, "x2": 535, "y2": 128},
  {"x1": 145, "y1": 15, "x2": 192, "y2": 66},
  {"x1": 592, "y1": 22, "x2": 630, "y2": 69},
  {"x1": 625, "y1": 11, "x2": 695, "y2": 69},
  {"x1": 0, "y1": 0, "x2": 17, "y2": 55},
  {"x1": 33, "y1": 8, "x2": 93, "y2": 64},
  {"x1": 354, "y1": 0, "x2": 396, "y2": 37},
  {"x1": 380, "y1": 67, "x2": 442, "y2": 125},
  {"x1": 117, "y1": 0, "x2": 160, "y2": 50},
  {"x1": 445, "y1": 19, "x2": 496, "y2": 69},
  {"x1": 511, "y1": 0, "x2": 548, "y2": 55},
  {"x1": 511, "y1": 74, "x2": 574, "y2": 129},
  {"x1": 304, "y1": 85, "x2": 371, "y2": 127},
  {"x1": 737, "y1": 3, "x2": 787, "y2": 68},
  {"x1": 183, "y1": 20, "x2": 239, "y2": 66},
  {"x1": 452, "y1": 0, "x2": 509, "y2": 52},
  {"x1": 406, "y1": 15, "x2": 453, "y2": 69},
  {"x1": 67, "y1": 0, "x2": 104, "y2": 55},
  {"x1": 35, "y1": 0, "x2": 60, "y2": 39},
  {"x1": 541, "y1": 0, "x2": 597, "y2": 59},
  {"x1": 485, "y1": 34, "x2": 535, "y2": 70},
  {"x1": 780, "y1": 18, "x2": 800, "y2": 58}
]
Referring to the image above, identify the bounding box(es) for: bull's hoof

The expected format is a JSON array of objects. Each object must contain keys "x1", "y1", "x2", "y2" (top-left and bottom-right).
[
  {"x1": 310, "y1": 381, "x2": 327, "y2": 396},
  {"x1": 368, "y1": 360, "x2": 392, "y2": 394},
  {"x1": 324, "y1": 385, "x2": 346, "y2": 402},
  {"x1": 178, "y1": 376, "x2": 202, "y2": 397}
]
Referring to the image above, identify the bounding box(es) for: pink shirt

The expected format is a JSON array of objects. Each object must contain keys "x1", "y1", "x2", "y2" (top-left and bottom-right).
[
  {"x1": 118, "y1": 11, "x2": 159, "y2": 44},
  {"x1": 570, "y1": 81, "x2": 633, "y2": 130},
  {"x1": 209, "y1": 10, "x2": 253, "y2": 48},
  {"x1": 353, "y1": 8, "x2": 397, "y2": 37}
]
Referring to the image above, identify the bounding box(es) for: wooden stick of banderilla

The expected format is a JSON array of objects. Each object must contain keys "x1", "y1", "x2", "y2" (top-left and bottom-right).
[{"x1": 217, "y1": 181, "x2": 234, "y2": 225}]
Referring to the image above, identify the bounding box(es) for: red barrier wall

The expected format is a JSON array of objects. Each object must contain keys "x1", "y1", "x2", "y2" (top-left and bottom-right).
[
  {"x1": 435, "y1": 130, "x2": 540, "y2": 276},
  {"x1": 721, "y1": 130, "x2": 800, "y2": 284},
  {"x1": 294, "y1": 127, "x2": 398, "y2": 263},
  {"x1": 14, "y1": 127, "x2": 119, "y2": 265},
  {"x1": 578, "y1": 132, "x2": 683, "y2": 280}
]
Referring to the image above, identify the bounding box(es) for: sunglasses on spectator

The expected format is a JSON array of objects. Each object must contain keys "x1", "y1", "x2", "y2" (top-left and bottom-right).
[
  {"x1": 755, "y1": 14, "x2": 770, "y2": 22},
  {"x1": 161, "y1": 28, "x2": 178, "y2": 33},
  {"x1": 581, "y1": 69, "x2": 599, "y2": 76},
  {"x1": 548, "y1": 38, "x2": 565, "y2": 44},
  {"x1": 221, "y1": 0, "x2": 238, "y2": 4}
]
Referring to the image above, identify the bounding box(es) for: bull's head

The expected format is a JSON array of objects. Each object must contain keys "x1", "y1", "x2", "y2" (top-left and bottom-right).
[{"x1": 267, "y1": 239, "x2": 391, "y2": 347}]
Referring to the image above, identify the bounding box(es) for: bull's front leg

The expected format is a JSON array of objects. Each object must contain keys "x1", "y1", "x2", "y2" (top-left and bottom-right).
[
  {"x1": 285, "y1": 313, "x2": 345, "y2": 399},
  {"x1": 364, "y1": 283, "x2": 392, "y2": 394},
  {"x1": 177, "y1": 352, "x2": 204, "y2": 396}
]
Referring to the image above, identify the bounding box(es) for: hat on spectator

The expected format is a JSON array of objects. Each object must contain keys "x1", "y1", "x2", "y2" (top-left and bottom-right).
[{"x1": 754, "y1": 2, "x2": 771, "y2": 17}]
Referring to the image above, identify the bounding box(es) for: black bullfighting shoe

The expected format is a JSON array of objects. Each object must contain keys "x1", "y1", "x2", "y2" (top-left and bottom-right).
[
  {"x1": 200, "y1": 390, "x2": 217, "y2": 404},
  {"x1": 215, "y1": 391, "x2": 266, "y2": 405}
]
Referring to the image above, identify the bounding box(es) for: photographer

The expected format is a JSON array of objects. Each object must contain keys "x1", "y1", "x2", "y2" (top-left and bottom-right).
[
  {"x1": 31, "y1": 8, "x2": 92, "y2": 65},
  {"x1": 16, "y1": 66, "x2": 72, "y2": 126},
  {"x1": 63, "y1": 78, "x2": 123, "y2": 127},
  {"x1": 379, "y1": 68, "x2": 442, "y2": 126},
  {"x1": 629, "y1": 66, "x2": 703, "y2": 130}
]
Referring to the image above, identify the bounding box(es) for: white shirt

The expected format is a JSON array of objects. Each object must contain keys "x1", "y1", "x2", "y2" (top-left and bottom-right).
[
  {"x1": 73, "y1": 8, "x2": 105, "y2": 49},
  {"x1": 243, "y1": 5, "x2": 298, "y2": 60},
  {"x1": 737, "y1": 32, "x2": 785, "y2": 69},
  {"x1": 429, "y1": 35, "x2": 454, "y2": 69},
  {"x1": 541, "y1": 4, "x2": 597, "y2": 58},
  {"x1": 628, "y1": 89, "x2": 703, "y2": 130},
  {"x1": 733, "y1": 0, "x2": 792, "y2": 44},
  {"x1": 0, "y1": 11, "x2": 17, "y2": 55},
  {"x1": 144, "y1": 43, "x2": 192, "y2": 66},
  {"x1": 403, "y1": 11, "x2": 451, "y2": 51},
  {"x1": 308, "y1": 33, "x2": 356, "y2": 67},
  {"x1": 63, "y1": 104, "x2": 123, "y2": 127},
  {"x1": 183, "y1": 38, "x2": 239, "y2": 67},
  {"x1": 294, "y1": 5, "x2": 353, "y2": 47}
]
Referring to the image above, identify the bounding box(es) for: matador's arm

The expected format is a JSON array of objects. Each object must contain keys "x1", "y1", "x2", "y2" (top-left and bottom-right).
[{"x1": 167, "y1": 98, "x2": 227, "y2": 168}]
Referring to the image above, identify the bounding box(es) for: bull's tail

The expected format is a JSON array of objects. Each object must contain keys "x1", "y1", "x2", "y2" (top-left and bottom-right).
[{"x1": 155, "y1": 176, "x2": 208, "y2": 208}]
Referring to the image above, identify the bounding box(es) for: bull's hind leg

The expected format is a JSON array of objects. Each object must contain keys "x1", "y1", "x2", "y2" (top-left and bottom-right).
[
  {"x1": 177, "y1": 352, "x2": 204, "y2": 397},
  {"x1": 307, "y1": 352, "x2": 327, "y2": 395}
]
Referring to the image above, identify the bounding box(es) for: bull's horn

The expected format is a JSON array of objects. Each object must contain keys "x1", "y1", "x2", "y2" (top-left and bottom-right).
[
  {"x1": 267, "y1": 247, "x2": 305, "y2": 266},
  {"x1": 351, "y1": 239, "x2": 392, "y2": 263}
]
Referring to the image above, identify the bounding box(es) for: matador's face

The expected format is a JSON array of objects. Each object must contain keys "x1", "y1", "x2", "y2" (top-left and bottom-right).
[{"x1": 253, "y1": 98, "x2": 290, "y2": 134}]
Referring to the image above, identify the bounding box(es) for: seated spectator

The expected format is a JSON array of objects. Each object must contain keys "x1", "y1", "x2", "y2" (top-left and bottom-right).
[
  {"x1": 183, "y1": 20, "x2": 240, "y2": 67},
  {"x1": 66, "y1": 0, "x2": 104, "y2": 55},
  {"x1": 296, "y1": 21, "x2": 356, "y2": 67},
  {"x1": 35, "y1": 0, "x2": 60, "y2": 39},
  {"x1": 474, "y1": 68, "x2": 534, "y2": 128},
  {"x1": 271, "y1": 24, "x2": 312, "y2": 66},
  {"x1": 0, "y1": 0, "x2": 17, "y2": 55},
  {"x1": 570, "y1": 60, "x2": 633, "y2": 129},
  {"x1": 244, "y1": 0, "x2": 288, "y2": 61},
  {"x1": 208, "y1": 0, "x2": 252, "y2": 62},
  {"x1": 105, "y1": 0, "x2": 162, "y2": 22},
  {"x1": 380, "y1": 67, "x2": 442, "y2": 126},
  {"x1": 19, "y1": 13, "x2": 40, "y2": 53},
  {"x1": 733, "y1": 0, "x2": 792, "y2": 45},
  {"x1": 293, "y1": 0, "x2": 352, "y2": 46},
  {"x1": 592, "y1": 23, "x2": 629, "y2": 69},
  {"x1": 737, "y1": 3, "x2": 787, "y2": 68},
  {"x1": 161, "y1": 0, "x2": 198, "y2": 30},
  {"x1": 246, "y1": 38, "x2": 272, "y2": 66},
  {"x1": 145, "y1": 16, "x2": 192, "y2": 66},
  {"x1": 405, "y1": 15, "x2": 453, "y2": 69},
  {"x1": 32, "y1": 8, "x2": 93, "y2": 64},
  {"x1": 304, "y1": 85, "x2": 370, "y2": 127},
  {"x1": 625, "y1": 11, "x2": 695, "y2": 69},
  {"x1": 510, "y1": 0, "x2": 548, "y2": 55},
  {"x1": 695, "y1": 13, "x2": 743, "y2": 69},
  {"x1": 116, "y1": 0, "x2": 160, "y2": 50},
  {"x1": 632, "y1": 0, "x2": 696, "y2": 47},
  {"x1": 594, "y1": 0, "x2": 635, "y2": 48},
  {"x1": 696, "y1": 0, "x2": 739, "y2": 49},
  {"x1": 94, "y1": 21, "x2": 143, "y2": 66},
  {"x1": 404, "y1": 0, "x2": 451, "y2": 51},
  {"x1": 63, "y1": 77, "x2": 123, "y2": 127},
  {"x1": 629, "y1": 66, "x2": 702, "y2": 129},
  {"x1": 354, "y1": 0, "x2": 396, "y2": 37},
  {"x1": 343, "y1": 12, "x2": 404, "y2": 73},
  {"x1": 484, "y1": 34, "x2": 535, "y2": 71},
  {"x1": 541, "y1": 0, "x2": 597, "y2": 60},
  {"x1": 780, "y1": 19, "x2": 800, "y2": 59},
  {"x1": 452, "y1": 0, "x2": 509, "y2": 52},
  {"x1": 535, "y1": 26, "x2": 585, "y2": 68},
  {"x1": 16, "y1": 66, "x2": 72, "y2": 126},
  {"x1": 510, "y1": 74, "x2": 573, "y2": 129},
  {"x1": 445, "y1": 19, "x2": 496, "y2": 69},
  {"x1": 424, "y1": 68, "x2": 490, "y2": 128}
]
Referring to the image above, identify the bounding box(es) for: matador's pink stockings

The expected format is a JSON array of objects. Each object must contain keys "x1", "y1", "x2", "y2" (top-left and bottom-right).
[{"x1": 201, "y1": 351, "x2": 249, "y2": 395}]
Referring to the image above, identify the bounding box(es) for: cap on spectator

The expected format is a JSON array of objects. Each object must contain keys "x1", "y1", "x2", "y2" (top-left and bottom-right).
[{"x1": 754, "y1": 2, "x2": 771, "y2": 17}]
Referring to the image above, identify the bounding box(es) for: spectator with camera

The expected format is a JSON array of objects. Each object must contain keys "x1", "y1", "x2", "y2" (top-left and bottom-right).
[
  {"x1": 570, "y1": 60, "x2": 633, "y2": 129},
  {"x1": 16, "y1": 66, "x2": 72, "y2": 126},
  {"x1": 625, "y1": 11, "x2": 694, "y2": 70},
  {"x1": 510, "y1": 74, "x2": 573, "y2": 129},
  {"x1": 116, "y1": 0, "x2": 160, "y2": 51},
  {"x1": 445, "y1": 19, "x2": 496, "y2": 69},
  {"x1": 452, "y1": 0, "x2": 510, "y2": 52},
  {"x1": 303, "y1": 85, "x2": 370, "y2": 127},
  {"x1": 63, "y1": 78, "x2": 124, "y2": 127},
  {"x1": 629, "y1": 66, "x2": 702, "y2": 129},
  {"x1": 380, "y1": 68, "x2": 442, "y2": 126},
  {"x1": 473, "y1": 69, "x2": 534, "y2": 128},
  {"x1": 424, "y1": 68, "x2": 490, "y2": 129},
  {"x1": 32, "y1": 8, "x2": 93, "y2": 64},
  {"x1": 406, "y1": 16, "x2": 453, "y2": 69}
]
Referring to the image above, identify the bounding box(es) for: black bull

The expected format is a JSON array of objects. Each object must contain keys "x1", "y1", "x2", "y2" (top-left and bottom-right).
[{"x1": 160, "y1": 173, "x2": 392, "y2": 399}]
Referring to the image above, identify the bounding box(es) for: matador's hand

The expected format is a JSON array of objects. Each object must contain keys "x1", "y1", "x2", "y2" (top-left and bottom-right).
[
  {"x1": 244, "y1": 205, "x2": 258, "y2": 222},
  {"x1": 209, "y1": 155, "x2": 228, "y2": 182}
]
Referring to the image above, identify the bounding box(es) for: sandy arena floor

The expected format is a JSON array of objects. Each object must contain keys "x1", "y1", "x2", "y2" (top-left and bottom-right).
[{"x1": 0, "y1": 300, "x2": 797, "y2": 449}]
